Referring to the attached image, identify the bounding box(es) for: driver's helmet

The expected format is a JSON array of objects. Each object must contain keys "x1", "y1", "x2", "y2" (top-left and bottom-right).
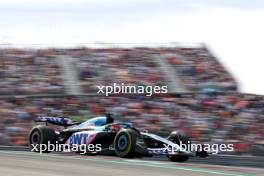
[{"x1": 106, "y1": 113, "x2": 114, "y2": 124}]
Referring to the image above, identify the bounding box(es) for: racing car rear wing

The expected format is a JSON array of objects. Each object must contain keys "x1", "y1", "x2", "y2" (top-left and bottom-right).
[{"x1": 35, "y1": 116, "x2": 80, "y2": 128}]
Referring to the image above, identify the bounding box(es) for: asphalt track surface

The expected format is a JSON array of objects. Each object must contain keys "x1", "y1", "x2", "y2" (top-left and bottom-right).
[{"x1": 0, "y1": 149, "x2": 263, "y2": 176}]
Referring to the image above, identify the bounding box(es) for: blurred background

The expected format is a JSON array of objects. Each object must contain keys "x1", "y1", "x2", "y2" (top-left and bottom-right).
[
  {"x1": 0, "y1": 0, "x2": 263, "y2": 156},
  {"x1": 0, "y1": 47, "x2": 263, "y2": 156}
]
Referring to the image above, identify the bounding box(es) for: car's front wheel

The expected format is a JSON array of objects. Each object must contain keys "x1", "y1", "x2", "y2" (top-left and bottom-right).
[
  {"x1": 114, "y1": 129, "x2": 137, "y2": 158},
  {"x1": 167, "y1": 131, "x2": 191, "y2": 162}
]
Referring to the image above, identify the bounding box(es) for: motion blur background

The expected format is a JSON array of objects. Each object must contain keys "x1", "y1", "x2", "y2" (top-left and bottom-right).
[{"x1": 0, "y1": 0, "x2": 263, "y2": 156}]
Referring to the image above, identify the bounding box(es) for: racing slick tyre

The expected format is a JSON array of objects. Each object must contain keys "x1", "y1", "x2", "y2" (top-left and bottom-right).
[
  {"x1": 29, "y1": 126, "x2": 57, "y2": 153},
  {"x1": 114, "y1": 129, "x2": 137, "y2": 158},
  {"x1": 167, "y1": 131, "x2": 191, "y2": 162}
]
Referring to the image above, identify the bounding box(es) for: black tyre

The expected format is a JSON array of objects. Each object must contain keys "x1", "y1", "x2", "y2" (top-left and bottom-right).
[
  {"x1": 168, "y1": 131, "x2": 191, "y2": 146},
  {"x1": 29, "y1": 126, "x2": 57, "y2": 153},
  {"x1": 114, "y1": 129, "x2": 137, "y2": 158},
  {"x1": 167, "y1": 131, "x2": 191, "y2": 162}
]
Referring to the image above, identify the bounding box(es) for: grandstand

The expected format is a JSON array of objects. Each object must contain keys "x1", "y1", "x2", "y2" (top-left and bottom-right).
[
  {"x1": 0, "y1": 45, "x2": 238, "y2": 95},
  {"x1": 0, "y1": 45, "x2": 263, "y2": 154}
]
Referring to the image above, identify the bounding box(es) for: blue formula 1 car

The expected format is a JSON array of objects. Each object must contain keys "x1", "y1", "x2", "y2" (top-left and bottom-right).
[{"x1": 29, "y1": 114, "x2": 208, "y2": 162}]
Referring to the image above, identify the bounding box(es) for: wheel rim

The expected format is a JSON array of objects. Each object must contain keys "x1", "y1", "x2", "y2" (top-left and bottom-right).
[
  {"x1": 31, "y1": 131, "x2": 40, "y2": 144},
  {"x1": 117, "y1": 135, "x2": 128, "y2": 151}
]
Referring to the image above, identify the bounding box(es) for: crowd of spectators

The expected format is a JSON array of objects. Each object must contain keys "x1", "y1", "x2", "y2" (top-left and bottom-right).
[
  {"x1": 71, "y1": 48, "x2": 166, "y2": 92},
  {"x1": 0, "y1": 94, "x2": 263, "y2": 153},
  {"x1": 165, "y1": 47, "x2": 238, "y2": 92},
  {"x1": 0, "y1": 47, "x2": 238, "y2": 94},
  {"x1": 68, "y1": 47, "x2": 238, "y2": 93},
  {"x1": 0, "y1": 49, "x2": 64, "y2": 95}
]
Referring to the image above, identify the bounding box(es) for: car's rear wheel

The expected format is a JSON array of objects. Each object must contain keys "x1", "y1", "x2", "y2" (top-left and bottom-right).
[
  {"x1": 29, "y1": 126, "x2": 57, "y2": 153},
  {"x1": 114, "y1": 129, "x2": 137, "y2": 158}
]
